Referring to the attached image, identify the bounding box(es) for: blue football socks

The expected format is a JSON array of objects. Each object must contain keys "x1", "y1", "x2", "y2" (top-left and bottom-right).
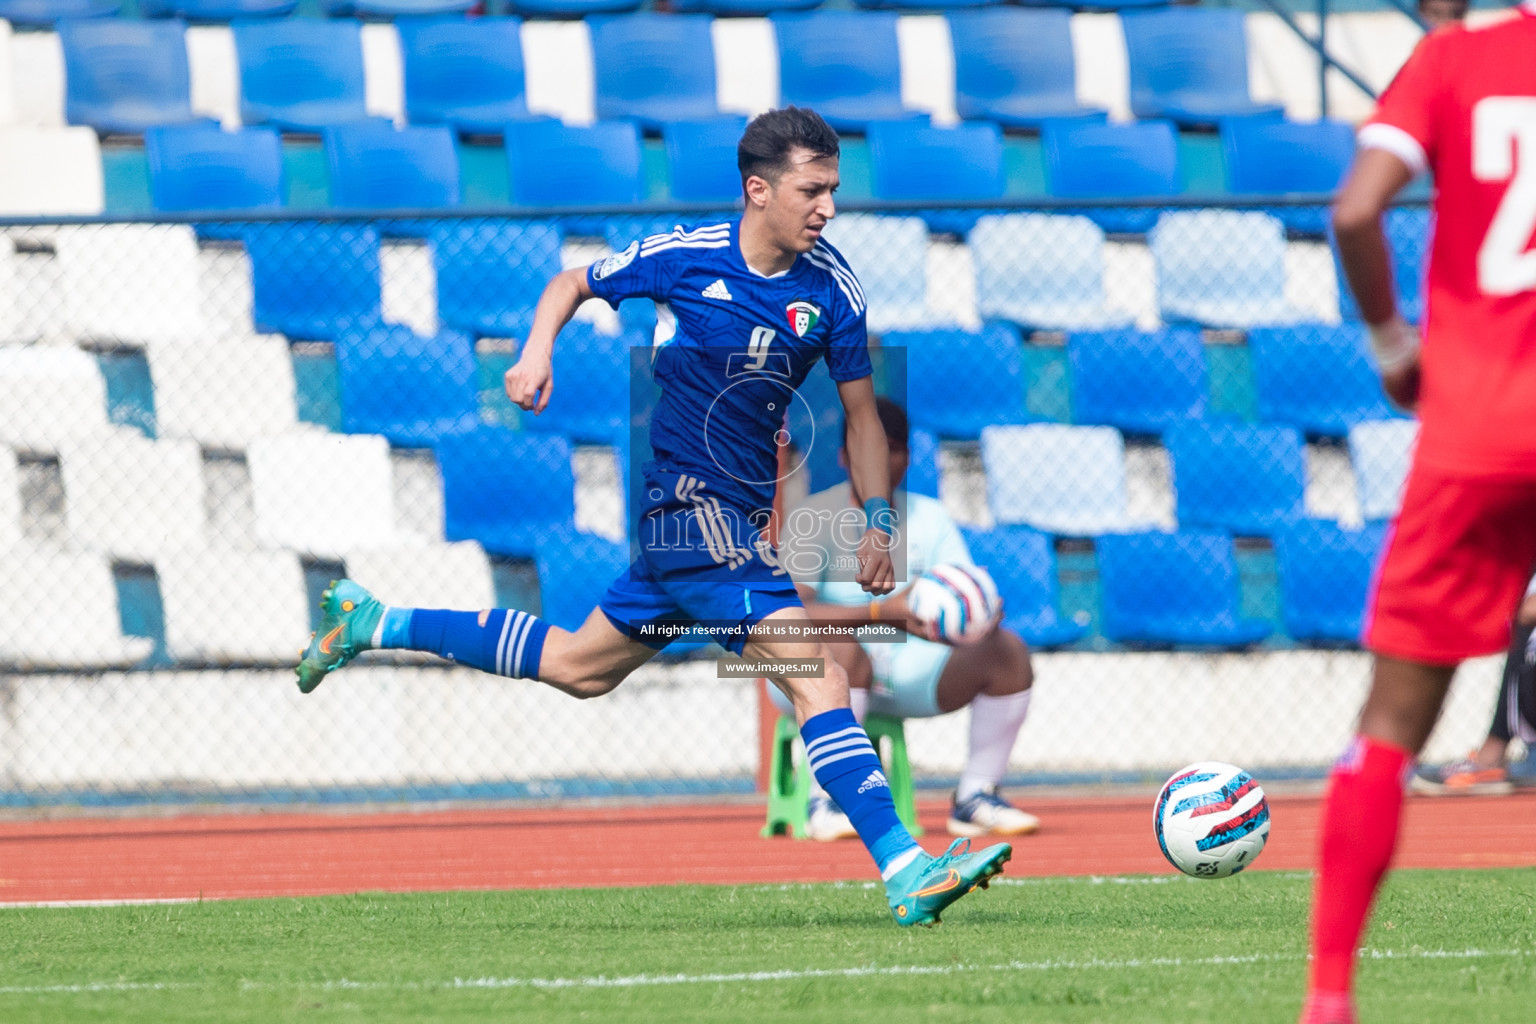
[
  {"x1": 801, "y1": 708, "x2": 921, "y2": 878},
  {"x1": 378, "y1": 608, "x2": 548, "y2": 680}
]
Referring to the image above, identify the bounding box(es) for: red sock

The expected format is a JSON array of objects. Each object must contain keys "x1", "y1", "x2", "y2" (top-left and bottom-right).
[{"x1": 1307, "y1": 735, "x2": 1414, "y2": 996}]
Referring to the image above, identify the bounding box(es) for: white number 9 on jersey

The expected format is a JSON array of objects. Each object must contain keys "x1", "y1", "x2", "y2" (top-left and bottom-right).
[{"x1": 1474, "y1": 96, "x2": 1536, "y2": 296}]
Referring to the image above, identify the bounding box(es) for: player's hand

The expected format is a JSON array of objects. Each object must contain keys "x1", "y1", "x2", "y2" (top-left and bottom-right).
[
  {"x1": 876, "y1": 584, "x2": 920, "y2": 637},
  {"x1": 855, "y1": 528, "x2": 896, "y2": 596},
  {"x1": 505, "y1": 354, "x2": 553, "y2": 414},
  {"x1": 1381, "y1": 356, "x2": 1420, "y2": 413}
]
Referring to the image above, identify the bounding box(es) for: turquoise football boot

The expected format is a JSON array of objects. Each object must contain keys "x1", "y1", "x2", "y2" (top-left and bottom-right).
[
  {"x1": 295, "y1": 579, "x2": 384, "y2": 694},
  {"x1": 884, "y1": 838, "x2": 1011, "y2": 927}
]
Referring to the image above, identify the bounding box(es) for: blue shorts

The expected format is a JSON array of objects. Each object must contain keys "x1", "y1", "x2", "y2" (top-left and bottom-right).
[{"x1": 600, "y1": 469, "x2": 801, "y2": 656}]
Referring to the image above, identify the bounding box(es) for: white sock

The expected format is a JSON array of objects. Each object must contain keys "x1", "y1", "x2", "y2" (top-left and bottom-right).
[
  {"x1": 811, "y1": 688, "x2": 872, "y2": 803},
  {"x1": 849, "y1": 686, "x2": 869, "y2": 724},
  {"x1": 957, "y1": 690, "x2": 1032, "y2": 801}
]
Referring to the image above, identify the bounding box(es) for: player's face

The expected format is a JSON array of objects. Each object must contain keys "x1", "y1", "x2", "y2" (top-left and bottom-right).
[
  {"x1": 1417, "y1": 0, "x2": 1464, "y2": 27},
  {"x1": 764, "y1": 148, "x2": 840, "y2": 254}
]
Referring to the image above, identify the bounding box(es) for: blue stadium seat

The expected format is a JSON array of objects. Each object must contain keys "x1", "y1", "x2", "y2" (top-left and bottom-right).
[
  {"x1": 245, "y1": 222, "x2": 382, "y2": 340},
  {"x1": 1166, "y1": 421, "x2": 1306, "y2": 536},
  {"x1": 961, "y1": 526, "x2": 1087, "y2": 648},
  {"x1": 336, "y1": 325, "x2": 479, "y2": 446},
  {"x1": 1097, "y1": 530, "x2": 1273, "y2": 646},
  {"x1": 1335, "y1": 208, "x2": 1427, "y2": 324},
  {"x1": 58, "y1": 19, "x2": 203, "y2": 134},
  {"x1": 1151, "y1": 210, "x2": 1310, "y2": 328},
  {"x1": 948, "y1": 9, "x2": 1107, "y2": 129},
  {"x1": 971, "y1": 214, "x2": 1134, "y2": 331},
  {"x1": 888, "y1": 325, "x2": 1026, "y2": 440},
  {"x1": 1223, "y1": 117, "x2": 1354, "y2": 195},
  {"x1": 982, "y1": 424, "x2": 1141, "y2": 536},
  {"x1": 325, "y1": 124, "x2": 460, "y2": 210},
  {"x1": 536, "y1": 527, "x2": 630, "y2": 632},
  {"x1": 1042, "y1": 119, "x2": 1177, "y2": 234},
  {"x1": 1120, "y1": 8, "x2": 1285, "y2": 128},
  {"x1": 437, "y1": 426, "x2": 576, "y2": 558},
  {"x1": 1249, "y1": 323, "x2": 1398, "y2": 436},
  {"x1": 773, "y1": 12, "x2": 909, "y2": 132},
  {"x1": 233, "y1": 20, "x2": 371, "y2": 132},
  {"x1": 506, "y1": 0, "x2": 639, "y2": 15},
  {"x1": 432, "y1": 220, "x2": 563, "y2": 339},
  {"x1": 397, "y1": 17, "x2": 530, "y2": 135},
  {"x1": 1274, "y1": 520, "x2": 1386, "y2": 644},
  {"x1": 1067, "y1": 327, "x2": 1207, "y2": 434},
  {"x1": 1224, "y1": 117, "x2": 1355, "y2": 234},
  {"x1": 521, "y1": 325, "x2": 640, "y2": 446},
  {"x1": 140, "y1": 0, "x2": 294, "y2": 17},
  {"x1": 590, "y1": 13, "x2": 718, "y2": 130},
  {"x1": 145, "y1": 126, "x2": 283, "y2": 212},
  {"x1": 325, "y1": 0, "x2": 472, "y2": 15},
  {"x1": 1043, "y1": 119, "x2": 1178, "y2": 198},
  {"x1": 0, "y1": 0, "x2": 117, "y2": 27},
  {"x1": 867, "y1": 120, "x2": 1004, "y2": 203},
  {"x1": 664, "y1": 117, "x2": 748, "y2": 204},
  {"x1": 505, "y1": 120, "x2": 643, "y2": 207},
  {"x1": 671, "y1": 0, "x2": 817, "y2": 15},
  {"x1": 907, "y1": 427, "x2": 939, "y2": 499}
]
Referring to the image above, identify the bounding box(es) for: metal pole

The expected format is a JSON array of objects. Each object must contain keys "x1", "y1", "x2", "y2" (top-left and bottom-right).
[{"x1": 1319, "y1": 0, "x2": 1330, "y2": 119}]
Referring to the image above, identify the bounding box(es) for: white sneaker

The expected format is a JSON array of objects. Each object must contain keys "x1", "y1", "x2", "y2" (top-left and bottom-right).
[
  {"x1": 806, "y1": 794, "x2": 858, "y2": 841},
  {"x1": 947, "y1": 787, "x2": 1040, "y2": 837}
]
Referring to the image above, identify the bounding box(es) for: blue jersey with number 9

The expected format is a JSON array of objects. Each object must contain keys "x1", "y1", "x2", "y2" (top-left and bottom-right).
[{"x1": 586, "y1": 219, "x2": 871, "y2": 515}]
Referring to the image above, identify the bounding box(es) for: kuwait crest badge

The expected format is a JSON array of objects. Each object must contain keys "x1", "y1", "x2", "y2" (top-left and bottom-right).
[{"x1": 786, "y1": 300, "x2": 821, "y2": 338}]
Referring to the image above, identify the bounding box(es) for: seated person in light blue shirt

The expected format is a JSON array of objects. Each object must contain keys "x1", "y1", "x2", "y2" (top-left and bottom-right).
[{"x1": 778, "y1": 397, "x2": 1041, "y2": 840}]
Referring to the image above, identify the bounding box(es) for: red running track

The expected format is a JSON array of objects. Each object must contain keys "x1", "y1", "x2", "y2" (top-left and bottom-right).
[{"x1": 0, "y1": 793, "x2": 1532, "y2": 904}]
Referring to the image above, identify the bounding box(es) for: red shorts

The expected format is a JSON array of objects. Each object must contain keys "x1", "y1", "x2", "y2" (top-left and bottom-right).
[{"x1": 1365, "y1": 463, "x2": 1536, "y2": 665}]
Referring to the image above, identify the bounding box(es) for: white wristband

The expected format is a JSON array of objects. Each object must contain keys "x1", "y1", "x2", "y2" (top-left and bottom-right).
[{"x1": 1368, "y1": 316, "x2": 1421, "y2": 373}]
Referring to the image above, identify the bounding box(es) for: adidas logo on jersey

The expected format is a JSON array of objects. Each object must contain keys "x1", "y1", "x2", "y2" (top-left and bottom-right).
[
  {"x1": 702, "y1": 279, "x2": 733, "y2": 301},
  {"x1": 857, "y1": 770, "x2": 889, "y2": 795}
]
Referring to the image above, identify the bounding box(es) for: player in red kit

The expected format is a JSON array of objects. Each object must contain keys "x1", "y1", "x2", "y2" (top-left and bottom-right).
[{"x1": 1302, "y1": 9, "x2": 1536, "y2": 1024}]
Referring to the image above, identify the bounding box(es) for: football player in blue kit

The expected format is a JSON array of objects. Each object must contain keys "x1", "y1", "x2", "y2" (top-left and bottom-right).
[{"x1": 294, "y1": 107, "x2": 1011, "y2": 925}]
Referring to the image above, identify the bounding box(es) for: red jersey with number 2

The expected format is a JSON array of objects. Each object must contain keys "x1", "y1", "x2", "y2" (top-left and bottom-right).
[{"x1": 1361, "y1": 9, "x2": 1536, "y2": 478}]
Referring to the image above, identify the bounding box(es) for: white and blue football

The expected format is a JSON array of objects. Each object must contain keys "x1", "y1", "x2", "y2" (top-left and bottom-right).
[
  {"x1": 1154, "y1": 761, "x2": 1271, "y2": 879},
  {"x1": 904, "y1": 563, "x2": 1002, "y2": 646}
]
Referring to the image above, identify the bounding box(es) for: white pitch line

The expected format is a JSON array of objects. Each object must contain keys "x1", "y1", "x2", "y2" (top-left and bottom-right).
[
  {"x1": 0, "y1": 947, "x2": 1529, "y2": 998},
  {"x1": 0, "y1": 898, "x2": 209, "y2": 910}
]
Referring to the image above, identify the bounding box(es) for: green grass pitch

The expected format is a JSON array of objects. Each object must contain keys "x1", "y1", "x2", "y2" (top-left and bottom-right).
[{"x1": 1, "y1": 869, "x2": 1532, "y2": 1023}]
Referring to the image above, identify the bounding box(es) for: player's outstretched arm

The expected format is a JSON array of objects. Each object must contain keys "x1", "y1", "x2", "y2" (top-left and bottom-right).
[
  {"x1": 837, "y1": 376, "x2": 896, "y2": 596},
  {"x1": 505, "y1": 266, "x2": 595, "y2": 414},
  {"x1": 1334, "y1": 147, "x2": 1421, "y2": 410}
]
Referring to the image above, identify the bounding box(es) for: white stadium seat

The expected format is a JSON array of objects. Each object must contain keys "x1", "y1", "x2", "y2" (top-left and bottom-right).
[
  {"x1": 820, "y1": 213, "x2": 952, "y2": 333},
  {"x1": 0, "y1": 232, "x2": 20, "y2": 342},
  {"x1": 0, "y1": 444, "x2": 22, "y2": 551},
  {"x1": 0, "y1": 19, "x2": 17, "y2": 125},
  {"x1": 185, "y1": 25, "x2": 241, "y2": 128},
  {"x1": 149, "y1": 336, "x2": 300, "y2": 449},
  {"x1": 982, "y1": 423, "x2": 1147, "y2": 535},
  {"x1": 521, "y1": 18, "x2": 595, "y2": 125},
  {"x1": 0, "y1": 545, "x2": 153, "y2": 669},
  {"x1": 0, "y1": 126, "x2": 102, "y2": 215},
  {"x1": 0, "y1": 346, "x2": 114, "y2": 452},
  {"x1": 972, "y1": 214, "x2": 1135, "y2": 331},
  {"x1": 711, "y1": 16, "x2": 776, "y2": 118},
  {"x1": 1349, "y1": 418, "x2": 1418, "y2": 522},
  {"x1": 60, "y1": 433, "x2": 207, "y2": 561},
  {"x1": 248, "y1": 432, "x2": 397, "y2": 557},
  {"x1": 158, "y1": 547, "x2": 310, "y2": 663},
  {"x1": 5, "y1": 28, "x2": 64, "y2": 127},
  {"x1": 58, "y1": 225, "x2": 205, "y2": 346},
  {"x1": 344, "y1": 540, "x2": 496, "y2": 612},
  {"x1": 361, "y1": 22, "x2": 405, "y2": 126}
]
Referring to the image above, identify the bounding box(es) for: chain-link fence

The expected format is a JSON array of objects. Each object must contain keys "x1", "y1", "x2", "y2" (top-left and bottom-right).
[{"x1": 0, "y1": 200, "x2": 1506, "y2": 808}]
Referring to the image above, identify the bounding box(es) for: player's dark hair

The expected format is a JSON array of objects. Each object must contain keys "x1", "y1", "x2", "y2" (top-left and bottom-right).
[
  {"x1": 841, "y1": 396, "x2": 908, "y2": 452},
  {"x1": 738, "y1": 107, "x2": 841, "y2": 186}
]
